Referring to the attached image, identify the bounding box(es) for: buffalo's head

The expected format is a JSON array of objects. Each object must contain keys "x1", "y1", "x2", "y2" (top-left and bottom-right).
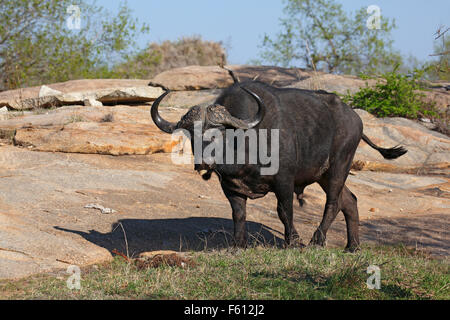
[{"x1": 151, "y1": 87, "x2": 266, "y2": 180}]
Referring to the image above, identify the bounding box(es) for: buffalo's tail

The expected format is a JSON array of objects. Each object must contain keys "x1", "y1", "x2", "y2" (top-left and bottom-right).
[{"x1": 362, "y1": 134, "x2": 407, "y2": 160}]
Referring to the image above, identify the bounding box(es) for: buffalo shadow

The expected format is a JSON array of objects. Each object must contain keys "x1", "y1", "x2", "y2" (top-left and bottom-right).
[{"x1": 55, "y1": 217, "x2": 284, "y2": 258}]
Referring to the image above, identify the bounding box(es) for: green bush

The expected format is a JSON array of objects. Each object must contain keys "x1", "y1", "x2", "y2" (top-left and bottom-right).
[{"x1": 343, "y1": 67, "x2": 437, "y2": 119}]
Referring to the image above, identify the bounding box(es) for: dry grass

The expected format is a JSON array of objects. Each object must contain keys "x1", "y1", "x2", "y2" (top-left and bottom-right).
[{"x1": 115, "y1": 36, "x2": 227, "y2": 79}]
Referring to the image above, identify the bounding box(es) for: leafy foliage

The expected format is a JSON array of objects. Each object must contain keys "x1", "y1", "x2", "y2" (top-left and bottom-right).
[
  {"x1": 343, "y1": 67, "x2": 438, "y2": 119},
  {"x1": 0, "y1": 0, "x2": 149, "y2": 91},
  {"x1": 258, "y1": 0, "x2": 402, "y2": 74}
]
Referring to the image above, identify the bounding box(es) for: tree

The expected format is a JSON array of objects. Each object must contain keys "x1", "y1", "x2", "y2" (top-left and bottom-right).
[
  {"x1": 426, "y1": 27, "x2": 449, "y2": 81},
  {"x1": 0, "y1": 0, "x2": 149, "y2": 91},
  {"x1": 114, "y1": 36, "x2": 227, "y2": 79},
  {"x1": 258, "y1": 0, "x2": 402, "y2": 75}
]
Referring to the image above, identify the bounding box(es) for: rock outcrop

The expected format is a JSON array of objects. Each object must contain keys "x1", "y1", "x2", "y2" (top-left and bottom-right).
[
  {"x1": 149, "y1": 65, "x2": 379, "y2": 94},
  {"x1": 0, "y1": 79, "x2": 163, "y2": 110},
  {"x1": 149, "y1": 65, "x2": 235, "y2": 90},
  {"x1": 0, "y1": 105, "x2": 183, "y2": 155},
  {"x1": 353, "y1": 109, "x2": 450, "y2": 175}
]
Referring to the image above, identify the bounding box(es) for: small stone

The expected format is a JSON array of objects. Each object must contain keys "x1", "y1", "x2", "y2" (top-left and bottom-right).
[
  {"x1": 39, "y1": 85, "x2": 63, "y2": 98},
  {"x1": 83, "y1": 98, "x2": 103, "y2": 107},
  {"x1": 84, "y1": 203, "x2": 116, "y2": 214},
  {"x1": 138, "y1": 250, "x2": 179, "y2": 259}
]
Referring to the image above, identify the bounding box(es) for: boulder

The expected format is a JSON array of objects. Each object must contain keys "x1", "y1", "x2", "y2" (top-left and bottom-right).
[
  {"x1": 149, "y1": 65, "x2": 316, "y2": 90},
  {"x1": 353, "y1": 109, "x2": 450, "y2": 174},
  {"x1": 148, "y1": 64, "x2": 378, "y2": 93},
  {"x1": 0, "y1": 107, "x2": 8, "y2": 121},
  {"x1": 0, "y1": 104, "x2": 183, "y2": 156},
  {"x1": 13, "y1": 122, "x2": 181, "y2": 156},
  {"x1": 83, "y1": 98, "x2": 103, "y2": 107},
  {"x1": 39, "y1": 85, "x2": 63, "y2": 98},
  {"x1": 0, "y1": 79, "x2": 163, "y2": 110},
  {"x1": 156, "y1": 89, "x2": 223, "y2": 108},
  {"x1": 227, "y1": 65, "x2": 312, "y2": 87},
  {"x1": 149, "y1": 65, "x2": 235, "y2": 90},
  {"x1": 286, "y1": 73, "x2": 378, "y2": 95},
  {"x1": 0, "y1": 79, "x2": 150, "y2": 101},
  {"x1": 422, "y1": 90, "x2": 450, "y2": 113},
  {"x1": 95, "y1": 87, "x2": 164, "y2": 104}
]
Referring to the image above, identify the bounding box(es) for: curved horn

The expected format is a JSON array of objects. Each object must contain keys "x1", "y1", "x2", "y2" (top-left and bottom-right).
[
  {"x1": 240, "y1": 87, "x2": 266, "y2": 129},
  {"x1": 151, "y1": 90, "x2": 178, "y2": 134}
]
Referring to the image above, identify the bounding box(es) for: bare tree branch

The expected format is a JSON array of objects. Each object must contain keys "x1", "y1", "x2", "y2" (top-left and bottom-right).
[
  {"x1": 429, "y1": 50, "x2": 450, "y2": 57},
  {"x1": 434, "y1": 27, "x2": 449, "y2": 40}
]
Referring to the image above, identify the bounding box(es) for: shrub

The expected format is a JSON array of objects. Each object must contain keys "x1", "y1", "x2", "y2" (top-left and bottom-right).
[
  {"x1": 343, "y1": 67, "x2": 438, "y2": 119},
  {"x1": 114, "y1": 36, "x2": 227, "y2": 79}
]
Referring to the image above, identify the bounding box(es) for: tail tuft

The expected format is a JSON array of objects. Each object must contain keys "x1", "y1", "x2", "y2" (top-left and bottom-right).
[
  {"x1": 362, "y1": 134, "x2": 407, "y2": 160},
  {"x1": 377, "y1": 145, "x2": 408, "y2": 160}
]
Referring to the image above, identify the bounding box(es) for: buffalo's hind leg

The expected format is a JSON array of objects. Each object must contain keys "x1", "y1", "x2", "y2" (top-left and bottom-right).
[
  {"x1": 310, "y1": 189, "x2": 341, "y2": 247},
  {"x1": 310, "y1": 181, "x2": 360, "y2": 251},
  {"x1": 223, "y1": 188, "x2": 248, "y2": 248},
  {"x1": 310, "y1": 156, "x2": 355, "y2": 248},
  {"x1": 341, "y1": 186, "x2": 360, "y2": 252},
  {"x1": 275, "y1": 182, "x2": 303, "y2": 248}
]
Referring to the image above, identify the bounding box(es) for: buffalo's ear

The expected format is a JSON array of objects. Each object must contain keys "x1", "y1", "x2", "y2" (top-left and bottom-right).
[
  {"x1": 205, "y1": 87, "x2": 266, "y2": 129},
  {"x1": 206, "y1": 104, "x2": 251, "y2": 129}
]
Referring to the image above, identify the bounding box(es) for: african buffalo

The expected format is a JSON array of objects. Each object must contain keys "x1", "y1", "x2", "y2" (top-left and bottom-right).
[{"x1": 150, "y1": 73, "x2": 406, "y2": 252}]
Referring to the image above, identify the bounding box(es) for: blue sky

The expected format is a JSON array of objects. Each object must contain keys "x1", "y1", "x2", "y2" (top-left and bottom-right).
[{"x1": 95, "y1": 0, "x2": 449, "y2": 65}]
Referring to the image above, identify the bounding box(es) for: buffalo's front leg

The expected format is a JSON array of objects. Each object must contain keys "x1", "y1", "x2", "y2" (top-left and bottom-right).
[{"x1": 223, "y1": 188, "x2": 248, "y2": 248}]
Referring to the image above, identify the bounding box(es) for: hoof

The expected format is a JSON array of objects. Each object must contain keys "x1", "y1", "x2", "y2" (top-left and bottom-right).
[
  {"x1": 233, "y1": 239, "x2": 248, "y2": 249},
  {"x1": 285, "y1": 237, "x2": 306, "y2": 249},
  {"x1": 344, "y1": 244, "x2": 361, "y2": 253},
  {"x1": 309, "y1": 230, "x2": 326, "y2": 247}
]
